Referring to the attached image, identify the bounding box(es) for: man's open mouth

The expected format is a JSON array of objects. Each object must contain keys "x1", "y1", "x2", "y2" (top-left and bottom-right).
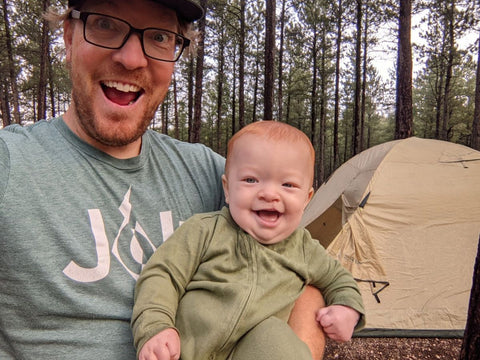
[{"x1": 101, "y1": 80, "x2": 143, "y2": 106}]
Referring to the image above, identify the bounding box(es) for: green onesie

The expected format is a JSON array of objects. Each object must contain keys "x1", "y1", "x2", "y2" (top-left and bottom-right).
[{"x1": 132, "y1": 207, "x2": 365, "y2": 360}]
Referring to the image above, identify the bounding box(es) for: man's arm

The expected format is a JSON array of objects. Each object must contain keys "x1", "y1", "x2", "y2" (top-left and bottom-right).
[{"x1": 288, "y1": 285, "x2": 326, "y2": 360}]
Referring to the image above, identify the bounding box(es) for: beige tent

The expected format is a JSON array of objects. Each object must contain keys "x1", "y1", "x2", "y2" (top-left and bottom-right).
[{"x1": 301, "y1": 137, "x2": 480, "y2": 336}]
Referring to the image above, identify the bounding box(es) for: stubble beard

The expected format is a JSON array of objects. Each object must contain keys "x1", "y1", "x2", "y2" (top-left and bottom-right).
[{"x1": 69, "y1": 66, "x2": 161, "y2": 148}]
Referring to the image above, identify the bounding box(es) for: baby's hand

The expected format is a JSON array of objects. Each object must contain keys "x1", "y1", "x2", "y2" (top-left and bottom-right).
[
  {"x1": 138, "y1": 328, "x2": 180, "y2": 360},
  {"x1": 316, "y1": 305, "x2": 360, "y2": 342}
]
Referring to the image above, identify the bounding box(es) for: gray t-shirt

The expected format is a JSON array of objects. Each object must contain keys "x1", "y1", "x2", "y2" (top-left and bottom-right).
[{"x1": 0, "y1": 117, "x2": 225, "y2": 359}]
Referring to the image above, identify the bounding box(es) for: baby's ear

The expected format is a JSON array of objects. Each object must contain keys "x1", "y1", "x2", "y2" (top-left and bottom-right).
[
  {"x1": 222, "y1": 174, "x2": 230, "y2": 204},
  {"x1": 304, "y1": 187, "x2": 314, "y2": 209}
]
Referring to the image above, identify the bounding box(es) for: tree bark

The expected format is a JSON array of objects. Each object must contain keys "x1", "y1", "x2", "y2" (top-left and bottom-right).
[
  {"x1": 252, "y1": 25, "x2": 261, "y2": 123},
  {"x1": 173, "y1": 74, "x2": 179, "y2": 139},
  {"x1": 187, "y1": 58, "x2": 195, "y2": 142},
  {"x1": 48, "y1": 51, "x2": 56, "y2": 118},
  {"x1": 264, "y1": 0, "x2": 276, "y2": 120},
  {"x1": 360, "y1": 2, "x2": 369, "y2": 151},
  {"x1": 317, "y1": 31, "x2": 327, "y2": 186},
  {"x1": 352, "y1": 0, "x2": 363, "y2": 155},
  {"x1": 2, "y1": 0, "x2": 21, "y2": 125},
  {"x1": 471, "y1": 31, "x2": 480, "y2": 150},
  {"x1": 310, "y1": 27, "x2": 318, "y2": 151},
  {"x1": 161, "y1": 95, "x2": 169, "y2": 135},
  {"x1": 441, "y1": 0, "x2": 455, "y2": 141},
  {"x1": 395, "y1": 0, "x2": 413, "y2": 139},
  {"x1": 333, "y1": 0, "x2": 343, "y2": 169},
  {"x1": 231, "y1": 46, "x2": 237, "y2": 136},
  {"x1": 192, "y1": 0, "x2": 208, "y2": 143},
  {"x1": 215, "y1": 26, "x2": 225, "y2": 153},
  {"x1": 277, "y1": 0, "x2": 287, "y2": 122},
  {"x1": 0, "y1": 83, "x2": 11, "y2": 128},
  {"x1": 36, "y1": 0, "x2": 50, "y2": 122},
  {"x1": 459, "y1": 237, "x2": 480, "y2": 359},
  {"x1": 238, "y1": 0, "x2": 246, "y2": 129}
]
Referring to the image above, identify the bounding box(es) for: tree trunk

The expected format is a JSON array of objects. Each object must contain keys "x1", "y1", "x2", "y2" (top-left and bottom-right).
[
  {"x1": 187, "y1": 58, "x2": 195, "y2": 142},
  {"x1": 231, "y1": 46, "x2": 237, "y2": 136},
  {"x1": 441, "y1": 0, "x2": 455, "y2": 141},
  {"x1": 435, "y1": 64, "x2": 445, "y2": 139},
  {"x1": 48, "y1": 51, "x2": 56, "y2": 118},
  {"x1": 192, "y1": 0, "x2": 208, "y2": 143},
  {"x1": 173, "y1": 74, "x2": 179, "y2": 139},
  {"x1": 471, "y1": 31, "x2": 480, "y2": 150},
  {"x1": 238, "y1": 0, "x2": 246, "y2": 129},
  {"x1": 459, "y1": 237, "x2": 480, "y2": 359},
  {"x1": 333, "y1": 0, "x2": 343, "y2": 170},
  {"x1": 2, "y1": 0, "x2": 21, "y2": 125},
  {"x1": 352, "y1": 0, "x2": 362, "y2": 155},
  {"x1": 277, "y1": 0, "x2": 287, "y2": 122},
  {"x1": 216, "y1": 27, "x2": 225, "y2": 153},
  {"x1": 36, "y1": 0, "x2": 50, "y2": 122},
  {"x1": 161, "y1": 95, "x2": 169, "y2": 135},
  {"x1": 252, "y1": 25, "x2": 261, "y2": 123},
  {"x1": 264, "y1": 0, "x2": 276, "y2": 120},
  {"x1": 395, "y1": 0, "x2": 413, "y2": 139},
  {"x1": 0, "y1": 83, "x2": 11, "y2": 128},
  {"x1": 360, "y1": 2, "x2": 369, "y2": 151},
  {"x1": 310, "y1": 27, "x2": 318, "y2": 151},
  {"x1": 317, "y1": 31, "x2": 327, "y2": 186}
]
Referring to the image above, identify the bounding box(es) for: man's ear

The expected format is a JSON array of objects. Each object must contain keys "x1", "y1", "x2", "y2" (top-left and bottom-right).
[
  {"x1": 221, "y1": 174, "x2": 230, "y2": 204},
  {"x1": 64, "y1": 19, "x2": 74, "y2": 63}
]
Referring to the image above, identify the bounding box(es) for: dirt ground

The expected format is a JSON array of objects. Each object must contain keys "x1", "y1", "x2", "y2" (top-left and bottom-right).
[{"x1": 323, "y1": 337, "x2": 463, "y2": 360}]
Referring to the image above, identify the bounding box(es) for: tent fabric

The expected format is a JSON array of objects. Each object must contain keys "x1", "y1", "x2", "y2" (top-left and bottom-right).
[{"x1": 301, "y1": 137, "x2": 480, "y2": 336}]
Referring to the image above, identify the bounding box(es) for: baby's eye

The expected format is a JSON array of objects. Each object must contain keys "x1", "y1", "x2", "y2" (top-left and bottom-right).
[
  {"x1": 283, "y1": 183, "x2": 294, "y2": 188},
  {"x1": 244, "y1": 178, "x2": 257, "y2": 184}
]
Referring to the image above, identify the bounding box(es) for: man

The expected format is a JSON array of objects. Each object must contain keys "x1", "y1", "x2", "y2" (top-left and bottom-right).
[{"x1": 0, "y1": 0, "x2": 325, "y2": 359}]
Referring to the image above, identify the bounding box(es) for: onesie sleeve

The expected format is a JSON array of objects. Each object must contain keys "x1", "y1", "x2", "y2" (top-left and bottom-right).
[
  {"x1": 131, "y1": 214, "x2": 213, "y2": 354},
  {"x1": 304, "y1": 233, "x2": 366, "y2": 331}
]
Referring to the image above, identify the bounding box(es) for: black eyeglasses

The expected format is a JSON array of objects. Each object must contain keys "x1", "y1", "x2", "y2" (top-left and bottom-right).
[{"x1": 70, "y1": 10, "x2": 190, "y2": 62}]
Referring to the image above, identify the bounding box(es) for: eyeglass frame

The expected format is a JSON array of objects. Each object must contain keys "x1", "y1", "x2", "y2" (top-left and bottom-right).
[{"x1": 69, "y1": 9, "x2": 191, "y2": 62}]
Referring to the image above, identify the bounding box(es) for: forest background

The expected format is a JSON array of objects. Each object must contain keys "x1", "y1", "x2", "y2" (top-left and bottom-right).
[{"x1": 1, "y1": 0, "x2": 479, "y2": 188}]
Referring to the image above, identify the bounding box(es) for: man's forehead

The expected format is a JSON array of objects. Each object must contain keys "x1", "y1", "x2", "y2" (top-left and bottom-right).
[{"x1": 67, "y1": 0, "x2": 203, "y2": 22}]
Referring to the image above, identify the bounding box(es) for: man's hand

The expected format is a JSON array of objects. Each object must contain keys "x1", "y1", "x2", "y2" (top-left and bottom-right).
[
  {"x1": 138, "y1": 328, "x2": 181, "y2": 360},
  {"x1": 316, "y1": 305, "x2": 360, "y2": 342}
]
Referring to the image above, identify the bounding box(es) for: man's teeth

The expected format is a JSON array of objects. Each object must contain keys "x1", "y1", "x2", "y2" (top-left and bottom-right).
[{"x1": 103, "y1": 80, "x2": 141, "y2": 93}]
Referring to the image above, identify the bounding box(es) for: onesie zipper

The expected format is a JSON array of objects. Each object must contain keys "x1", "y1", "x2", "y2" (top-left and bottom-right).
[{"x1": 217, "y1": 232, "x2": 258, "y2": 353}]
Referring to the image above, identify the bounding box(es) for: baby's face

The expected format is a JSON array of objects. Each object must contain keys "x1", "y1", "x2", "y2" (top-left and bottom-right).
[{"x1": 222, "y1": 134, "x2": 313, "y2": 245}]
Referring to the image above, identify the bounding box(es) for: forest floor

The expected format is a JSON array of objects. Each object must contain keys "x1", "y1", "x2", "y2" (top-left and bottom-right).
[{"x1": 323, "y1": 337, "x2": 463, "y2": 360}]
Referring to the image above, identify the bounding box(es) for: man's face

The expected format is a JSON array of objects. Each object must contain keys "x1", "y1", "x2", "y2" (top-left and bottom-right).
[{"x1": 63, "y1": 0, "x2": 178, "y2": 156}]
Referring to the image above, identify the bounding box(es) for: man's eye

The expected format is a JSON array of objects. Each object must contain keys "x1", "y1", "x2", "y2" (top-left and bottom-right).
[
  {"x1": 153, "y1": 32, "x2": 167, "y2": 43},
  {"x1": 93, "y1": 17, "x2": 117, "y2": 31},
  {"x1": 151, "y1": 31, "x2": 174, "y2": 45}
]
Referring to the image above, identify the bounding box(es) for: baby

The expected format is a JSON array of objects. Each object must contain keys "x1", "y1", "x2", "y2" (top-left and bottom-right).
[{"x1": 132, "y1": 121, "x2": 365, "y2": 360}]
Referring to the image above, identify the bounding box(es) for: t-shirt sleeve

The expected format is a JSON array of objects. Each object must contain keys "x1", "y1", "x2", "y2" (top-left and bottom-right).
[
  {"x1": 178, "y1": 141, "x2": 226, "y2": 210},
  {"x1": 0, "y1": 137, "x2": 11, "y2": 205}
]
